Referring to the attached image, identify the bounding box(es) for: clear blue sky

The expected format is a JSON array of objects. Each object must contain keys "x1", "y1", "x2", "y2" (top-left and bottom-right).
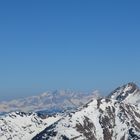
[{"x1": 0, "y1": 0, "x2": 140, "y2": 100}]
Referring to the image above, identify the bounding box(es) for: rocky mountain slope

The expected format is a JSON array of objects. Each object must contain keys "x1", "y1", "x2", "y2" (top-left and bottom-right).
[
  {"x1": 0, "y1": 90, "x2": 100, "y2": 114},
  {"x1": 32, "y1": 82, "x2": 140, "y2": 140},
  {"x1": 108, "y1": 82, "x2": 140, "y2": 104},
  {"x1": 0, "y1": 111, "x2": 61, "y2": 140}
]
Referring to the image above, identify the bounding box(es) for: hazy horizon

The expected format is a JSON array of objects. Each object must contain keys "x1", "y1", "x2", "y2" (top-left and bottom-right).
[{"x1": 0, "y1": 0, "x2": 140, "y2": 100}]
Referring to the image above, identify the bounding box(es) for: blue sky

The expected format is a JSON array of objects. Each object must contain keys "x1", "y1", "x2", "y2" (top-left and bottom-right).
[{"x1": 0, "y1": 0, "x2": 140, "y2": 100}]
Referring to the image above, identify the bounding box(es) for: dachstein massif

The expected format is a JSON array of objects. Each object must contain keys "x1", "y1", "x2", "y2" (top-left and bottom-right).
[{"x1": 1, "y1": 82, "x2": 140, "y2": 140}]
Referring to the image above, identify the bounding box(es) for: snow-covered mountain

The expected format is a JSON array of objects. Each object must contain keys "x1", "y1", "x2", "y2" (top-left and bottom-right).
[
  {"x1": 33, "y1": 99, "x2": 140, "y2": 140},
  {"x1": 108, "y1": 82, "x2": 140, "y2": 104},
  {"x1": 0, "y1": 111, "x2": 61, "y2": 140},
  {"x1": 1, "y1": 82, "x2": 140, "y2": 140},
  {"x1": 0, "y1": 90, "x2": 100, "y2": 114},
  {"x1": 32, "y1": 82, "x2": 140, "y2": 140}
]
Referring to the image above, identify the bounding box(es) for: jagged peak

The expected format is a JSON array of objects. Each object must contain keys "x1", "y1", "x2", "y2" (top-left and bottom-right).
[{"x1": 107, "y1": 82, "x2": 140, "y2": 104}]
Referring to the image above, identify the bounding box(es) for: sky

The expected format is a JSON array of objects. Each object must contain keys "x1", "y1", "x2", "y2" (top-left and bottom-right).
[{"x1": 0, "y1": 0, "x2": 140, "y2": 100}]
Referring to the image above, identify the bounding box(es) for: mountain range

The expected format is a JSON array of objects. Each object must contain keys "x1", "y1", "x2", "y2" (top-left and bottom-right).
[
  {"x1": 0, "y1": 90, "x2": 100, "y2": 114},
  {"x1": 0, "y1": 82, "x2": 140, "y2": 140}
]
